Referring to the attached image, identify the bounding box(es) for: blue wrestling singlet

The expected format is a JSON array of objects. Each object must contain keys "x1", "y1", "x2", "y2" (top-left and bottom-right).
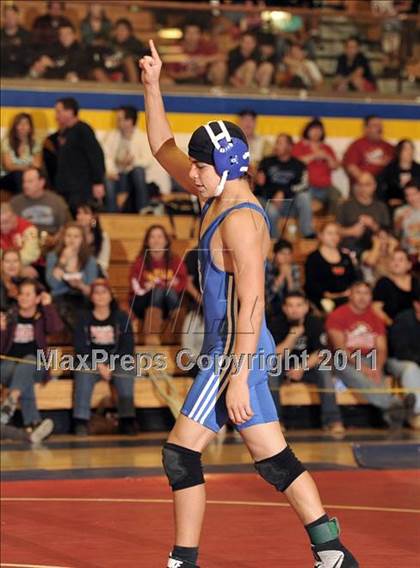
[{"x1": 181, "y1": 199, "x2": 279, "y2": 432}]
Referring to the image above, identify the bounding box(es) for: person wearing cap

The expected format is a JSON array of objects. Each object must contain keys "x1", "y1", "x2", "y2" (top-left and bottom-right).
[
  {"x1": 72, "y1": 279, "x2": 137, "y2": 436},
  {"x1": 139, "y1": 41, "x2": 359, "y2": 568}
]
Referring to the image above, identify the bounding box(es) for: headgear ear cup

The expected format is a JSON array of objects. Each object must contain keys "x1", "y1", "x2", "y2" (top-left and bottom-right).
[{"x1": 203, "y1": 120, "x2": 250, "y2": 195}]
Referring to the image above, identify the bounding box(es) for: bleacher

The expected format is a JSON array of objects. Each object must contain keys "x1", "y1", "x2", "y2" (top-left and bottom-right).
[{"x1": 32, "y1": 211, "x2": 376, "y2": 415}]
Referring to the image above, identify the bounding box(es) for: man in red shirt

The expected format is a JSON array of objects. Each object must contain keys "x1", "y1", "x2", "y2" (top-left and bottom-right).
[
  {"x1": 343, "y1": 115, "x2": 394, "y2": 184},
  {"x1": 326, "y1": 280, "x2": 413, "y2": 427},
  {"x1": 164, "y1": 23, "x2": 225, "y2": 86},
  {"x1": 0, "y1": 202, "x2": 40, "y2": 268}
]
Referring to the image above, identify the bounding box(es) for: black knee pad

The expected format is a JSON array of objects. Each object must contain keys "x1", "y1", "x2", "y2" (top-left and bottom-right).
[
  {"x1": 254, "y1": 446, "x2": 306, "y2": 492},
  {"x1": 162, "y1": 442, "x2": 204, "y2": 491}
]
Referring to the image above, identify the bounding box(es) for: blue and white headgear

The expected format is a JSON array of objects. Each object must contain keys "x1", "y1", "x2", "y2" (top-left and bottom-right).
[{"x1": 188, "y1": 120, "x2": 250, "y2": 196}]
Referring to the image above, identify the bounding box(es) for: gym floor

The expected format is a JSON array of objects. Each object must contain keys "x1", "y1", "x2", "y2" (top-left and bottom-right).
[{"x1": 1, "y1": 428, "x2": 420, "y2": 568}]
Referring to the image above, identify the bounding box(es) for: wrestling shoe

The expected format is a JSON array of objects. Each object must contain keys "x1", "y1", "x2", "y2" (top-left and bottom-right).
[
  {"x1": 167, "y1": 554, "x2": 200, "y2": 568},
  {"x1": 310, "y1": 518, "x2": 359, "y2": 568},
  {"x1": 313, "y1": 542, "x2": 359, "y2": 568}
]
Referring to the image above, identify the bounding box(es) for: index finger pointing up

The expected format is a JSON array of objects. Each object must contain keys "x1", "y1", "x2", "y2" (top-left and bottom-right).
[{"x1": 149, "y1": 39, "x2": 160, "y2": 62}]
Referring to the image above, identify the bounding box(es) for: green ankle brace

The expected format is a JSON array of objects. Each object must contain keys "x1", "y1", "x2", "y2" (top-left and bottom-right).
[{"x1": 308, "y1": 517, "x2": 340, "y2": 545}]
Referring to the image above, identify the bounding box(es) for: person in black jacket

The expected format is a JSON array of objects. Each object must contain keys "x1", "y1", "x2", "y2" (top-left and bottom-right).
[
  {"x1": 387, "y1": 294, "x2": 420, "y2": 429},
  {"x1": 0, "y1": 5, "x2": 32, "y2": 78},
  {"x1": 377, "y1": 139, "x2": 420, "y2": 212},
  {"x1": 305, "y1": 221, "x2": 358, "y2": 312},
  {"x1": 333, "y1": 37, "x2": 376, "y2": 93},
  {"x1": 255, "y1": 133, "x2": 314, "y2": 238},
  {"x1": 72, "y1": 279, "x2": 137, "y2": 436},
  {"x1": 43, "y1": 97, "x2": 105, "y2": 211},
  {"x1": 269, "y1": 291, "x2": 344, "y2": 435},
  {"x1": 29, "y1": 23, "x2": 87, "y2": 81}
]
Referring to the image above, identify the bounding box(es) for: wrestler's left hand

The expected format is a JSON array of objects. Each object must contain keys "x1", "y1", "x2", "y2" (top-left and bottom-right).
[{"x1": 226, "y1": 377, "x2": 254, "y2": 425}]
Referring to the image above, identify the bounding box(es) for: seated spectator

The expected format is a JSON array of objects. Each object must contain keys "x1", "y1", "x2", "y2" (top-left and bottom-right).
[
  {"x1": 255, "y1": 133, "x2": 314, "y2": 238},
  {"x1": 72, "y1": 279, "x2": 137, "y2": 436},
  {"x1": 343, "y1": 115, "x2": 394, "y2": 185},
  {"x1": 373, "y1": 249, "x2": 420, "y2": 325},
  {"x1": 270, "y1": 291, "x2": 344, "y2": 435},
  {"x1": 0, "y1": 203, "x2": 40, "y2": 270},
  {"x1": 387, "y1": 293, "x2": 420, "y2": 430},
  {"x1": 326, "y1": 281, "x2": 412, "y2": 428},
  {"x1": 75, "y1": 202, "x2": 110, "y2": 277},
  {"x1": 1, "y1": 113, "x2": 42, "y2": 195},
  {"x1": 43, "y1": 97, "x2": 105, "y2": 211},
  {"x1": 0, "y1": 249, "x2": 24, "y2": 312},
  {"x1": 10, "y1": 167, "x2": 70, "y2": 252},
  {"x1": 103, "y1": 106, "x2": 151, "y2": 212},
  {"x1": 337, "y1": 172, "x2": 391, "y2": 256},
  {"x1": 279, "y1": 43, "x2": 323, "y2": 91},
  {"x1": 0, "y1": 279, "x2": 62, "y2": 429},
  {"x1": 378, "y1": 140, "x2": 420, "y2": 211},
  {"x1": 80, "y1": 3, "x2": 112, "y2": 46},
  {"x1": 91, "y1": 19, "x2": 146, "y2": 83},
  {"x1": 266, "y1": 238, "x2": 301, "y2": 317},
  {"x1": 129, "y1": 225, "x2": 188, "y2": 345},
  {"x1": 292, "y1": 118, "x2": 341, "y2": 214},
  {"x1": 394, "y1": 182, "x2": 420, "y2": 262},
  {"x1": 46, "y1": 222, "x2": 99, "y2": 330},
  {"x1": 305, "y1": 222, "x2": 358, "y2": 312},
  {"x1": 228, "y1": 32, "x2": 274, "y2": 88},
  {"x1": 32, "y1": 1, "x2": 72, "y2": 49},
  {"x1": 333, "y1": 37, "x2": 376, "y2": 93},
  {"x1": 237, "y1": 109, "x2": 267, "y2": 170},
  {"x1": 360, "y1": 228, "x2": 399, "y2": 285},
  {"x1": 29, "y1": 23, "x2": 87, "y2": 81},
  {"x1": 165, "y1": 22, "x2": 226, "y2": 86},
  {"x1": 0, "y1": 4, "x2": 31, "y2": 78}
]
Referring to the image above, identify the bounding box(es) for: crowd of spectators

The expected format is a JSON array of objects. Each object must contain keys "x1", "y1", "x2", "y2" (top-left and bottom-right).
[
  {"x1": 0, "y1": 105, "x2": 419, "y2": 439},
  {"x1": 1, "y1": 1, "x2": 418, "y2": 91}
]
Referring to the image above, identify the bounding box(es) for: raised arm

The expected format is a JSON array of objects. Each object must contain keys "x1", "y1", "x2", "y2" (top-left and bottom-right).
[{"x1": 139, "y1": 40, "x2": 198, "y2": 196}]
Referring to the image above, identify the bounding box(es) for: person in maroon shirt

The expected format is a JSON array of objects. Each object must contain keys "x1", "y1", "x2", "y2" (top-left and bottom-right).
[
  {"x1": 164, "y1": 23, "x2": 225, "y2": 86},
  {"x1": 292, "y1": 118, "x2": 341, "y2": 213},
  {"x1": 129, "y1": 224, "x2": 187, "y2": 345},
  {"x1": 343, "y1": 115, "x2": 394, "y2": 185},
  {"x1": 326, "y1": 280, "x2": 413, "y2": 427}
]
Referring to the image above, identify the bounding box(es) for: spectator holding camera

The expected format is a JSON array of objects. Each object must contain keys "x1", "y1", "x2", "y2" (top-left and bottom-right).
[
  {"x1": 270, "y1": 291, "x2": 344, "y2": 435},
  {"x1": 46, "y1": 222, "x2": 99, "y2": 330},
  {"x1": 73, "y1": 279, "x2": 137, "y2": 436},
  {"x1": 0, "y1": 279, "x2": 62, "y2": 428}
]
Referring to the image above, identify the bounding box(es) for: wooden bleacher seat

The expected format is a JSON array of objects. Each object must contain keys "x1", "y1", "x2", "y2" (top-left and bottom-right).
[
  {"x1": 100, "y1": 214, "x2": 199, "y2": 241},
  {"x1": 34, "y1": 377, "x2": 368, "y2": 411}
]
